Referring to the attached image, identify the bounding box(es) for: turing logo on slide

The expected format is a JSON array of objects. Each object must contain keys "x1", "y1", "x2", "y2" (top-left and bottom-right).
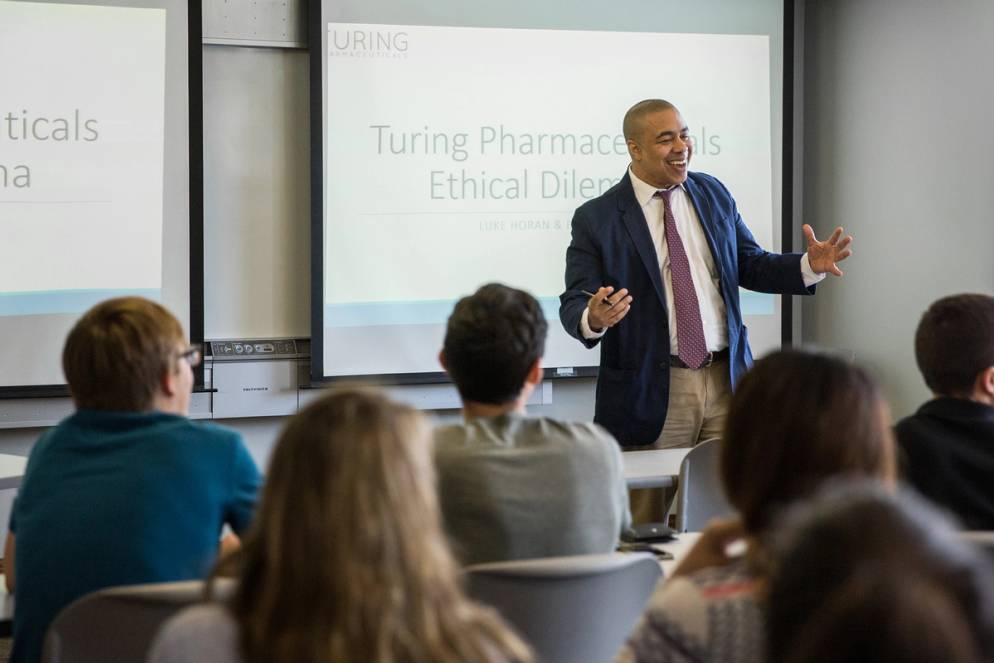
[{"x1": 329, "y1": 26, "x2": 408, "y2": 59}]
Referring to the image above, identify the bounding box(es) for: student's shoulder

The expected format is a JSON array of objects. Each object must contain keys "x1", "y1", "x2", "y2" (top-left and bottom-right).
[
  {"x1": 530, "y1": 417, "x2": 619, "y2": 452},
  {"x1": 433, "y1": 423, "x2": 473, "y2": 452},
  {"x1": 548, "y1": 417, "x2": 616, "y2": 443},
  {"x1": 17, "y1": 425, "x2": 64, "y2": 485},
  {"x1": 171, "y1": 418, "x2": 244, "y2": 445},
  {"x1": 163, "y1": 418, "x2": 248, "y2": 461},
  {"x1": 21, "y1": 414, "x2": 95, "y2": 470},
  {"x1": 26, "y1": 424, "x2": 61, "y2": 457},
  {"x1": 894, "y1": 409, "x2": 943, "y2": 453}
]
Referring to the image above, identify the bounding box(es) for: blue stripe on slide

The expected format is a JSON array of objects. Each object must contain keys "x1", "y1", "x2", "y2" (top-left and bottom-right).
[{"x1": 0, "y1": 289, "x2": 162, "y2": 316}]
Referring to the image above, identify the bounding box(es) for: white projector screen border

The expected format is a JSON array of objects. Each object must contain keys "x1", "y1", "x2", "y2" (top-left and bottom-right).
[
  {"x1": 0, "y1": 0, "x2": 204, "y2": 398},
  {"x1": 310, "y1": 1, "x2": 798, "y2": 386}
]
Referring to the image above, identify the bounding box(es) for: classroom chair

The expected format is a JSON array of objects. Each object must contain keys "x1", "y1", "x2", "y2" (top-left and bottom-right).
[
  {"x1": 675, "y1": 437, "x2": 734, "y2": 532},
  {"x1": 465, "y1": 552, "x2": 660, "y2": 663},
  {"x1": 42, "y1": 579, "x2": 234, "y2": 663}
]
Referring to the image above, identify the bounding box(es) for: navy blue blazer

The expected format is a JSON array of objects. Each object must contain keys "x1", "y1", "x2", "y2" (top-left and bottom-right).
[{"x1": 559, "y1": 171, "x2": 814, "y2": 446}]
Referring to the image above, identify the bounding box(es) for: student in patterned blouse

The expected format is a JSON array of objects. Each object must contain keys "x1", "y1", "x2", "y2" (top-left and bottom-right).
[{"x1": 616, "y1": 348, "x2": 897, "y2": 663}]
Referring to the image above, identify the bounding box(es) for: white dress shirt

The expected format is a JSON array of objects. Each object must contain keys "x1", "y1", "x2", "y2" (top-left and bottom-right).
[{"x1": 581, "y1": 168, "x2": 825, "y2": 352}]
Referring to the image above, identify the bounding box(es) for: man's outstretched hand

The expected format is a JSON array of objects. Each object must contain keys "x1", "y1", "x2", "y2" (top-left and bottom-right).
[{"x1": 804, "y1": 224, "x2": 853, "y2": 277}]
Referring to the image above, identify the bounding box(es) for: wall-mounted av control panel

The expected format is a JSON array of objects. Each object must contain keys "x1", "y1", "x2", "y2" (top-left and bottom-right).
[{"x1": 209, "y1": 338, "x2": 302, "y2": 360}]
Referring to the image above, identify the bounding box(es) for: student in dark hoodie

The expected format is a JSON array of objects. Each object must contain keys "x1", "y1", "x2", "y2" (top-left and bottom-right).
[{"x1": 897, "y1": 293, "x2": 994, "y2": 529}]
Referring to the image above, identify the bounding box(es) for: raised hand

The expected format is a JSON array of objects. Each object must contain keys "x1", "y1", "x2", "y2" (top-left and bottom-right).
[
  {"x1": 803, "y1": 224, "x2": 853, "y2": 277},
  {"x1": 587, "y1": 286, "x2": 632, "y2": 332}
]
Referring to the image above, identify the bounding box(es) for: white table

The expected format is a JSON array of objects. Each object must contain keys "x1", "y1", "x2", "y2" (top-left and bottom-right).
[
  {"x1": 0, "y1": 454, "x2": 27, "y2": 491},
  {"x1": 621, "y1": 448, "x2": 690, "y2": 489}
]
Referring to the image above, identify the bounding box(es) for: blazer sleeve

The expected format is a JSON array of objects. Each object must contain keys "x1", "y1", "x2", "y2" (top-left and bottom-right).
[
  {"x1": 560, "y1": 206, "x2": 605, "y2": 348},
  {"x1": 722, "y1": 182, "x2": 813, "y2": 296}
]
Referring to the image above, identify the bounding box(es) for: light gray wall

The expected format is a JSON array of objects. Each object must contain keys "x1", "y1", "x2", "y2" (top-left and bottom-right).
[
  {"x1": 202, "y1": 45, "x2": 311, "y2": 339},
  {"x1": 7, "y1": 0, "x2": 994, "y2": 518},
  {"x1": 801, "y1": 0, "x2": 994, "y2": 418}
]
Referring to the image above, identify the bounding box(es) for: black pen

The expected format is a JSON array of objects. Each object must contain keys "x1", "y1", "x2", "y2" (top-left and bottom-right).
[{"x1": 582, "y1": 289, "x2": 615, "y2": 306}]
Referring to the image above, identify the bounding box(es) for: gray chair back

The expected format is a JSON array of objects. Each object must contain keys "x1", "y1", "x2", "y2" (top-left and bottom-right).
[
  {"x1": 42, "y1": 579, "x2": 234, "y2": 663},
  {"x1": 465, "y1": 552, "x2": 660, "y2": 663},
  {"x1": 676, "y1": 437, "x2": 734, "y2": 532}
]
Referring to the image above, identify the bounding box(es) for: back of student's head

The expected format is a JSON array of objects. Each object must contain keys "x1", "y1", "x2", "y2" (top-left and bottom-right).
[
  {"x1": 62, "y1": 296, "x2": 185, "y2": 411},
  {"x1": 915, "y1": 293, "x2": 994, "y2": 397},
  {"x1": 767, "y1": 482, "x2": 994, "y2": 663},
  {"x1": 227, "y1": 389, "x2": 531, "y2": 663},
  {"x1": 442, "y1": 283, "x2": 548, "y2": 404},
  {"x1": 720, "y1": 348, "x2": 895, "y2": 534}
]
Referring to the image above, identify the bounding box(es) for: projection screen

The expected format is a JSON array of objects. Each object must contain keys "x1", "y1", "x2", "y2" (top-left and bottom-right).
[
  {"x1": 311, "y1": 0, "x2": 791, "y2": 383},
  {"x1": 0, "y1": 0, "x2": 201, "y2": 394}
]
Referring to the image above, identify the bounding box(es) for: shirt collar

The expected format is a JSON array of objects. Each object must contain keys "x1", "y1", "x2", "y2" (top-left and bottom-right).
[{"x1": 628, "y1": 166, "x2": 685, "y2": 208}]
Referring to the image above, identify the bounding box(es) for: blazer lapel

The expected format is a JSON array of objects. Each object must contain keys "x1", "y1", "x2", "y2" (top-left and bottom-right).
[
  {"x1": 618, "y1": 173, "x2": 667, "y2": 309},
  {"x1": 683, "y1": 176, "x2": 728, "y2": 287}
]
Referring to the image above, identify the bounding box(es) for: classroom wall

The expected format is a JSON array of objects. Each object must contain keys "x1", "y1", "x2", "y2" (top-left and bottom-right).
[
  {"x1": 195, "y1": 40, "x2": 602, "y2": 452},
  {"x1": 202, "y1": 45, "x2": 311, "y2": 340},
  {"x1": 3, "y1": 0, "x2": 994, "y2": 507},
  {"x1": 801, "y1": 0, "x2": 994, "y2": 418}
]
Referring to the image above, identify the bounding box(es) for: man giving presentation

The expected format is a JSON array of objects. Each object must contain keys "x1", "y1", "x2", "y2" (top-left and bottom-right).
[{"x1": 559, "y1": 99, "x2": 851, "y2": 449}]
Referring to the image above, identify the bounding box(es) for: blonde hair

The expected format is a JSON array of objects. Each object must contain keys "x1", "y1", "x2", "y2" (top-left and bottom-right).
[{"x1": 221, "y1": 389, "x2": 532, "y2": 663}]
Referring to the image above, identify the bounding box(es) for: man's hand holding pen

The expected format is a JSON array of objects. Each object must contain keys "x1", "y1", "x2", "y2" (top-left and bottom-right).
[{"x1": 583, "y1": 286, "x2": 632, "y2": 332}]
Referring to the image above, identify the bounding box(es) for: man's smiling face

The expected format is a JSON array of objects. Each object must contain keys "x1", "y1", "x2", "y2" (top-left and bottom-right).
[{"x1": 628, "y1": 107, "x2": 693, "y2": 189}]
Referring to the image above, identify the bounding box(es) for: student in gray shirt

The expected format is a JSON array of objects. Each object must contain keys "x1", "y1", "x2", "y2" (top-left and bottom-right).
[{"x1": 435, "y1": 283, "x2": 631, "y2": 565}]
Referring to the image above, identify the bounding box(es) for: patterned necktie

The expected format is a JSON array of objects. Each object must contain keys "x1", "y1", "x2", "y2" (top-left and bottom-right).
[{"x1": 656, "y1": 188, "x2": 708, "y2": 369}]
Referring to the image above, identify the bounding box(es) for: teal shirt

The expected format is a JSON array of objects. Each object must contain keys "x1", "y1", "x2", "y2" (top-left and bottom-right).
[{"x1": 9, "y1": 410, "x2": 261, "y2": 663}]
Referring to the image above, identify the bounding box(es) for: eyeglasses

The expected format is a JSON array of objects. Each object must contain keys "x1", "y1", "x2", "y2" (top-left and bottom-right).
[{"x1": 177, "y1": 344, "x2": 202, "y2": 368}]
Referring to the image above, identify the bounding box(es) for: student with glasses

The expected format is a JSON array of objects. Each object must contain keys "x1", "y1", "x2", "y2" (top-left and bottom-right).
[{"x1": 4, "y1": 297, "x2": 261, "y2": 663}]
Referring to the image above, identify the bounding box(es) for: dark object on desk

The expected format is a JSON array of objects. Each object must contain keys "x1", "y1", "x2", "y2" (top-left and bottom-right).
[
  {"x1": 616, "y1": 542, "x2": 674, "y2": 560},
  {"x1": 622, "y1": 522, "x2": 676, "y2": 543}
]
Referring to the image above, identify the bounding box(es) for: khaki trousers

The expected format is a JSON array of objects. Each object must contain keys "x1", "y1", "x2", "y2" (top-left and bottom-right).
[{"x1": 627, "y1": 360, "x2": 732, "y2": 524}]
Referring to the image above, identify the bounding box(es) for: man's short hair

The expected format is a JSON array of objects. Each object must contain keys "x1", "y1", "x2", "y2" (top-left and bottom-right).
[
  {"x1": 622, "y1": 99, "x2": 676, "y2": 142},
  {"x1": 915, "y1": 294, "x2": 994, "y2": 396},
  {"x1": 442, "y1": 283, "x2": 548, "y2": 405},
  {"x1": 62, "y1": 296, "x2": 185, "y2": 411}
]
